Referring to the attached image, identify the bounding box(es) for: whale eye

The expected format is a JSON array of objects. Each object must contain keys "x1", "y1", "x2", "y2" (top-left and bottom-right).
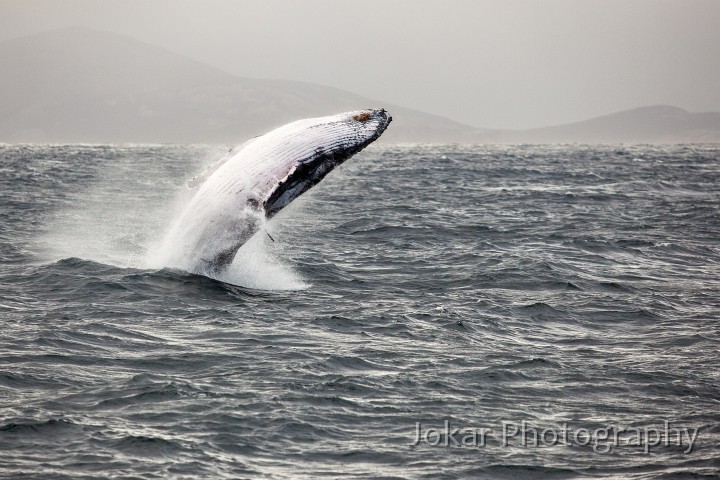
[{"x1": 352, "y1": 112, "x2": 372, "y2": 122}]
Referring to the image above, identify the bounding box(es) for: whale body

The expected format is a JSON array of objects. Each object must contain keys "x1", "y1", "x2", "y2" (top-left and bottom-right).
[{"x1": 162, "y1": 108, "x2": 392, "y2": 276}]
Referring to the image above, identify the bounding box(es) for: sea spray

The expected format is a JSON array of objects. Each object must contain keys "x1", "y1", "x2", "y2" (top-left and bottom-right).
[
  {"x1": 38, "y1": 145, "x2": 308, "y2": 290},
  {"x1": 148, "y1": 201, "x2": 308, "y2": 291}
]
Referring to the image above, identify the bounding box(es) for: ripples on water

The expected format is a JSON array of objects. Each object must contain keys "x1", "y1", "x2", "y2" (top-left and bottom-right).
[{"x1": 0, "y1": 144, "x2": 719, "y2": 479}]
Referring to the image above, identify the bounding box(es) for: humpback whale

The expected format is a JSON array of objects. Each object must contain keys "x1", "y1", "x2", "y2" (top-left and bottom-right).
[{"x1": 162, "y1": 108, "x2": 392, "y2": 276}]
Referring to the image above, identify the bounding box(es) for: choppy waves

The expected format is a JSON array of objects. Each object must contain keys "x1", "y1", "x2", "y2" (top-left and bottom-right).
[{"x1": 1, "y1": 144, "x2": 719, "y2": 478}]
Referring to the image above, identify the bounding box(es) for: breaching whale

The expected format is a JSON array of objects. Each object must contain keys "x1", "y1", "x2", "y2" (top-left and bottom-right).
[{"x1": 161, "y1": 108, "x2": 392, "y2": 276}]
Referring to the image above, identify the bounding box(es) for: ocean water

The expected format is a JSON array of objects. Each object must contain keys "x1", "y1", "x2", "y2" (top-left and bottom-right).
[{"x1": 0, "y1": 143, "x2": 719, "y2": 479}]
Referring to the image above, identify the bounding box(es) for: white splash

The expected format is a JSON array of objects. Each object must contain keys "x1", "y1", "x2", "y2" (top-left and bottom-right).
[
  {"x1": 38, "y1": 146, "x2": 309, "y2": 291},
  {"x1": 145, "y1": 204, "x2": 309, "y2": 291},
  {"x1": 214, "y1": 228, "x2": 309, "y2": 291}
]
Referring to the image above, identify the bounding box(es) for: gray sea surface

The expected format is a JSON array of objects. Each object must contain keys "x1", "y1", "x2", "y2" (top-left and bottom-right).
[{"x1": 0, "y1": 144, "x2": 719, "y2": 479}]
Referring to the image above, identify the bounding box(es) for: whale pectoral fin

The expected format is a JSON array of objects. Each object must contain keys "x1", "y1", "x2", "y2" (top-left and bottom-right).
[{"x1": 188, "y1": 137, "x2": 259, "y2": 188}]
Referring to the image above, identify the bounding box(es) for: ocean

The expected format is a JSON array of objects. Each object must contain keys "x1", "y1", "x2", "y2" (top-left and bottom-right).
[{"x1": 0, "y1": 143, "x2": 718, "y2": 479}]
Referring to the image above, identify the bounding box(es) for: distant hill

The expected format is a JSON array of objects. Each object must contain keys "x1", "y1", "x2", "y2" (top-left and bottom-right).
[
  {"x1": 0, "y1": 27, "x2": 718, "y2": 144},
  {"x1": 501, "y1": 106, "x2": 720, "y2": 144},
  {"x1": 0, "y1": 27, "x2": 482, "y2": 144}
]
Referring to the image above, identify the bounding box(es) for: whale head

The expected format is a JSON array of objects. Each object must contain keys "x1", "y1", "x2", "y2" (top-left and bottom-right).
[{"x1": 263, "y1": 108, "x2": 392, "y2": 218}]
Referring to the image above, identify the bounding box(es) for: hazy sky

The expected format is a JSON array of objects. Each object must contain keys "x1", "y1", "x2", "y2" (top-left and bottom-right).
[{"x1": 1, "y1": 0, "x2": 719, "y2": 129}]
